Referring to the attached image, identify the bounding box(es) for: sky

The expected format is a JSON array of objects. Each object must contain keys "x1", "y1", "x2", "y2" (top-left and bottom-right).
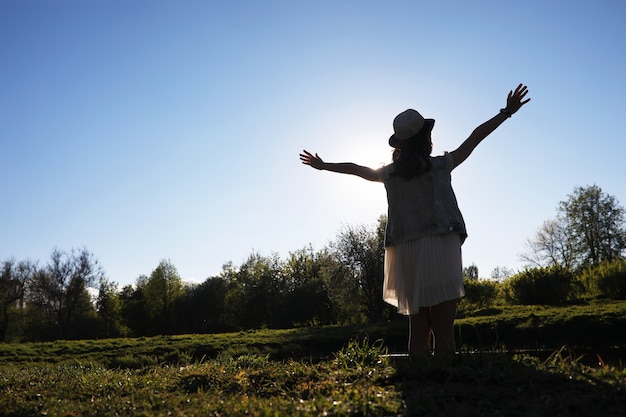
[{"x1": 2, "y1": 0, "x2": 625, "y2": 287}]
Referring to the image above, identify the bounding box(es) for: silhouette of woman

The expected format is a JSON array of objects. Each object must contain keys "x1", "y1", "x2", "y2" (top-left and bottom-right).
[{"x1": 300, "y1": 84, "x2": 530, "y2": 355}]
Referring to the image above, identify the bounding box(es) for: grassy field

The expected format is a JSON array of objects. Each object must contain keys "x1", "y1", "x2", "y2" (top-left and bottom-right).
[{"x1": 1, "y1": 301, "x2": 625, "y2": 416}]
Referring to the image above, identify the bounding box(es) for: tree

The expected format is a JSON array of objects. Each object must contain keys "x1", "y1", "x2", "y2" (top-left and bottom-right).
[
  {"x1": 521, "y1": 219, "x2": 575, "y2": 270},
  {"x1": 522, "y1": 185, "x2": 626, "y2": 271},
  {"x1": 490, "y1": 266, "x2": 514, "y2": 281},
  {"x1": 0, "y1": 259, "x2": 36, "y2": 342},
  {"x1": 96, "y1": 277, "x2": 129, "y2": 338},
  {"x1": 27, "y1": 248, "x2": 100, "y2": 339},
  {"x1": 560, "y1": 184, "x2": 626, "y2": 269},
  {"x1": 282, "y1": 247, "x2": 335, "y2": 326},
  {"x1": 119, "y1": 277, "x2": 149, "y2": 337},
  {"x1": 463, "y1": 264, "x2": 479, "y2": 280},
  {"x1": 230, "y1": 252, "x2": 287, "y2": 329},
  {"x1": 316, "y1": 248, "x2": 360, "y2": 324},
  {"x1": 175, "y1": 276, "x2": 232, "y2": 334},
  {"x1": 331, "y1": 215, "x2": 388, "y2": 321},
  {"x1": 143, "y1": 260, "x2": 184, "y2": 334}
]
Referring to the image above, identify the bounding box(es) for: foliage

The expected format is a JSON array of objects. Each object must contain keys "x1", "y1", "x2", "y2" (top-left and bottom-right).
[
  {"x1": 0, "y1": 259, "x2": 35, "y2": 342},
  {"x1": 96, "y1": 277, "x2": 130, "y2": 338},
  {"x1": 580, "y1": 259, "x2": 626, "y2": 300},
  {"x1": 561, "y1": 184, "x2": 626, "y2": 268},
  {"x1": 317, "y1": 248, "x2": 365, "y2": 325},
  {"x1": 143, "y1": 259, "x2": 184, "y2": 334},
  {"x1": 119, "y1": 279, "x2": 150, "y2": 337},
  {"x1": 4, "y1": 249, "x2": 625, "y2": 343},
  {"x1": 460, "y1": 278, "x2": 500, "y2": 310},
  {"x1": 523, "y1": 184, "x2": 626, "y2": 271},
  {"x1": 463, "y1": 263, "x2": 479, "y2": 280},
  {"x1": 232, "y1": 252, "x2": 291, "y2": 329},
  {"x1": 26, "y1": 248, "x2": 101, "y2": 339},
  {"x1": 502, "y1": 266, "x2": 575, "y2": 305},
  {"x1": 522, "y1": 218, "x2": 576, "y2": 270},
  {"x1": 175, "y1": 276, "x2": 234, "y2": 334},
  {"x1": 3, "y1": 187, "x2": 626, "y2": 343},
  {"x1": 281, "y1": 247, "x2": 335, "y2": 326},
  {"x1": 331, "y1": 217, "x2": 389, "y2": 321},
  {"x1": 490, "y1": 265, "x2": 514, "y2": 281}
]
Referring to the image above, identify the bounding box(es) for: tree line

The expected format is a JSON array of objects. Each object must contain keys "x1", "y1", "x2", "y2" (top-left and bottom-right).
[
  {"x1": 1, "y1": 184, "x2": 625, "y2": 342},
  {"x1": 0, "y1": 218, "x2": 393, "y2": 342}
]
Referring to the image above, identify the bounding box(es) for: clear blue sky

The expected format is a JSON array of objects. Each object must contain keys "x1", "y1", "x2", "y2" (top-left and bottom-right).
[{"x1": 2, "y1": 0, "x2": 625, "y2": 286}]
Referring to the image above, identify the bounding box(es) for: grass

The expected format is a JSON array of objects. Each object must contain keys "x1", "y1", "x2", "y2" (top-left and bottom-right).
[
  {"x1": 1, "y1": 341, "x2": 625, "y2": 416},
  {"x1": 456, "y1": 300, "x2": 626, "y2": 355},
  {"x1": 1, "y1": 301, "x2": 626, "y2": 416},
  {"x1": 397, "y1": 347, "x2": 626, "y2": 416},
  {"x1": 0, "y1": 324, "x2": 404, "y2": 368},
  {"x1": 0, "y1": 337, "x2": 399, "y2": 416}
]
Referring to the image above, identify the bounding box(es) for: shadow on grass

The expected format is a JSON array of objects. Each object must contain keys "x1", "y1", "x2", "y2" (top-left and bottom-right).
[{"x1": 392, "y1": 350, "x2": 626, "y2": 417}]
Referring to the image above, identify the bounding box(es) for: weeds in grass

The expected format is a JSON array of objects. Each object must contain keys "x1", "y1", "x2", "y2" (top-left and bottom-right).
[
  {"x1": 537, "y1": 345, "x2": 626, "y2": 391},
  {"x1": 333, "y1": 337, "x2": 389, "y2": 370}
]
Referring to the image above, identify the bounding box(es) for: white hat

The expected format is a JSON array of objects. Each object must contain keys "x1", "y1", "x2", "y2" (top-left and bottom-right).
[{"x1": 389, "y1": 109, "x2": 435, "y2": 148}]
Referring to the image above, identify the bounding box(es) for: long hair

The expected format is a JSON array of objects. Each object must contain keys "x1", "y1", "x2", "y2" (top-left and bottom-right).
[{"x1": 390, "y1": 129, "x2": 432, "y2": 179}]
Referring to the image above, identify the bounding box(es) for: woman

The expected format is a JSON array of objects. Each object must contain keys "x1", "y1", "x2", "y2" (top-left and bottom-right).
[{"x1": 300, "y1": 84, "x2": 530, "y2": 355}]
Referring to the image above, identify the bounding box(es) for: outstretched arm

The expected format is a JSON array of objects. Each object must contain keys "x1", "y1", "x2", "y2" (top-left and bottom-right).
[
  {"x1": 450, "y1": 84, "x2": 530, "y2": 168},
  {"x1": 299, "y1": 150, "x2": 380, "y2": 182}
]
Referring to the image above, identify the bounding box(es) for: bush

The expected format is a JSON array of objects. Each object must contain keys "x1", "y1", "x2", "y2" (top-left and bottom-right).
[
  {"x1": 503, "y1": 266, "x2": 574, "y2": 305},
  {"x1": 580, "y1": 259, "x2": 626, "y2": 300},
  {"x1": 461, "y1": 279, "x2": 500, "y2": 309}
]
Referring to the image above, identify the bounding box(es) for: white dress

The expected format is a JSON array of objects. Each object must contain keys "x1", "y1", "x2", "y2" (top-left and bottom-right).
[{"x1": 383, "y1": 232, "x2": 465, "y2": 315}]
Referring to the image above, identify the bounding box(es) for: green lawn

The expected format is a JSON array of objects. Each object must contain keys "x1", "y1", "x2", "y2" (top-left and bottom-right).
[{"x1": 1, "y1": 301, "x2": 625, "y2": 416}]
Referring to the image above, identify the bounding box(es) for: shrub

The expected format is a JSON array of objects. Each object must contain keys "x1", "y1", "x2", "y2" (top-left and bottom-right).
[
  {"x1": 503, "y1": 266, "x2": 574, "y2": 305},
  {"x1": 461, "y1": 279, "x2": 500, "y2": 309},
  {"x1": 580, "y1": 259, "x2": 626, "y2": 300}
]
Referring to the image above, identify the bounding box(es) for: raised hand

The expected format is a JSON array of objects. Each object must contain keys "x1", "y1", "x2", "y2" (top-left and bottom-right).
[
  {"x1": 505, "y1": 84, "x2": 531, "y2": 115},
  {"x1": 299, "y1": 150, "x2": 325, "y2": 170}
]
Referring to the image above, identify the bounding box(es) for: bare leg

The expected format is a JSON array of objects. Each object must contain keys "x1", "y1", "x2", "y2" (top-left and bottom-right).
[
  {"x1": 409, "y1": 307, "x2": 432, "y2": 354},
  {"x1": 430, "y1": 299, "x2": 458, "y2": 356}
]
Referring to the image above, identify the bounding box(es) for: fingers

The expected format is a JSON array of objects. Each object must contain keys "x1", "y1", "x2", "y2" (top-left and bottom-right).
[
  {"x1": 504, "y1": 84, "x2": 531, "y2": 115},
  {"x1": 517, "y1": 85, "x2": 530, "y2": 105},
  {"x1": 299, "y1": 149, "x2": 318, "y2": 166},
  {"x1": 514, "y1": 84, "x2": 529, "y2": 99},
  {"x1": 509, "y1": 84, "x2": 530, "y2": 106}
]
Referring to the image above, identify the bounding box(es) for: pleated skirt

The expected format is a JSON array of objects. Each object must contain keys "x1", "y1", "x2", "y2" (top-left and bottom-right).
[{"x1": 383, "y1": 233, "x2": 465, "y2": 315}]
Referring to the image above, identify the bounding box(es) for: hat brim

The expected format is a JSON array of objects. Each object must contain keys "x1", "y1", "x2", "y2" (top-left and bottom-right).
[{"x1": 389, "y1": 118, "x2": 435, "y2": 148}]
